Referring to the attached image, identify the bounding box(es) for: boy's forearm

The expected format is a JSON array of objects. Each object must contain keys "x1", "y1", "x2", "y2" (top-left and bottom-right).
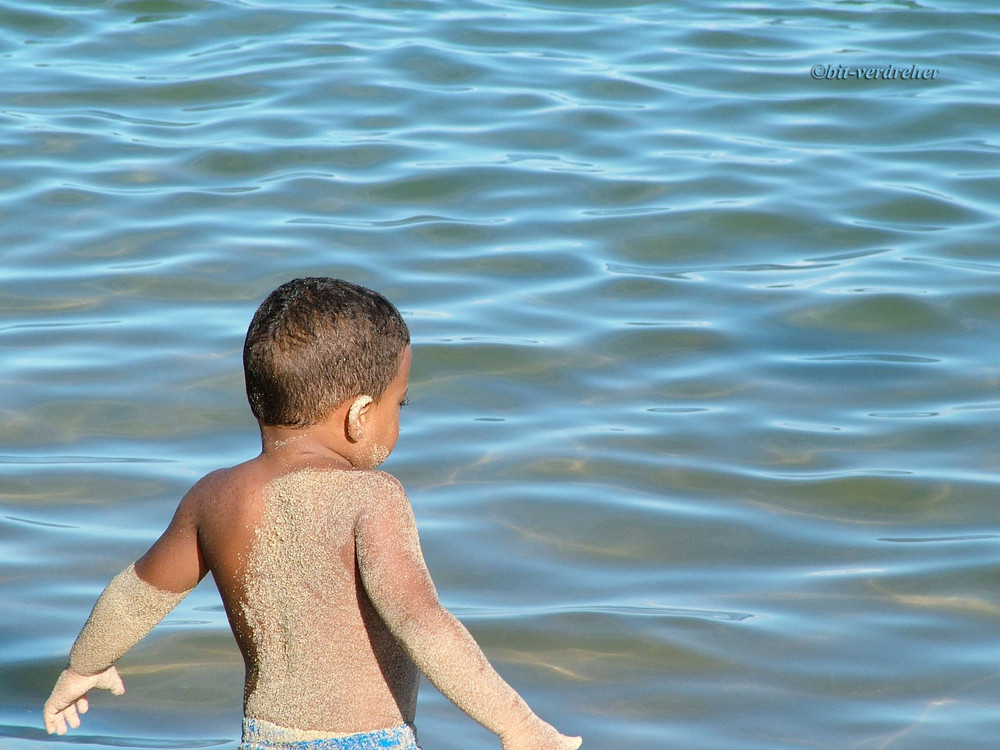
[
  {"x1": 69, "y1": 563, "x2": 192, "y2": 675},
  {"x1": 394, "y1": 605, "x2": 536, "y2": 738}
]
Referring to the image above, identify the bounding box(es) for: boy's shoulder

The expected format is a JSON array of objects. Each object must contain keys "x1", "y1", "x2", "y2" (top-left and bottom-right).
[
  {"x1": 262, "y1": 465, "x2": 409, "y2": 509},
  {"x1": 180, "y1": 461, "x2": 410, "y2": 521},
  {"x1": 263, "y1": 467, "x2": 413, "y2": 534}
]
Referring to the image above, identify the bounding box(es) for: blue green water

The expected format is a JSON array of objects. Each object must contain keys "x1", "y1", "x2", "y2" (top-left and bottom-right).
[{"x1": 2, "y1": 1, "x2": 1000, "y2": 748}]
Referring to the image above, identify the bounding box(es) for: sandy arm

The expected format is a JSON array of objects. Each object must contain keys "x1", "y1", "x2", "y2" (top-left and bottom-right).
[
  {"x1": 44, "y1": 480, "x2": 210, "y2": 735},
  {"x1": 354, "y1": 473, "x2": 581, "y2": 750}
]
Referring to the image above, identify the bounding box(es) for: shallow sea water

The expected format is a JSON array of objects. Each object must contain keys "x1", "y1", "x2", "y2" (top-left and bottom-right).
[{"x1": 2, "y1": 1, "x2": 1000, "y2": 748}]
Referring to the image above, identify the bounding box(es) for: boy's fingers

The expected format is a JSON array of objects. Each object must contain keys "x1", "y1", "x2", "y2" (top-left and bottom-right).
[
  {"x1": 43, "y1": 698, "x2": 62, "y2": 734},
  {"x1": 64, "y1": 703, "x2": 81, "y2": 729},
  {"x1": 95, "y1": 666, "x2": 126, "y2": 695},
  {"x1": 106, "y1": 668, "x2": 126, "y2": 695},
  {"x1": 76, "y1": 695, "x2": 90, "y2": 715},
  {"x1": 58, "y1": 717, "x2": 68, "y2": 736},
  {"x1": 554, "y1": 734, "x2": 582, "y2": 750},
  {"x1": 50, "y1": 713, "x2": 67, "y2": 736},
  {"x1": 42, "y1": 708, "x2": 59, "y2": 735}
]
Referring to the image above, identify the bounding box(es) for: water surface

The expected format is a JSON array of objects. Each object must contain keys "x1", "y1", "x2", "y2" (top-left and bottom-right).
[{"x1": 2, "y1": 1, "x2": 999, "y2": 748}]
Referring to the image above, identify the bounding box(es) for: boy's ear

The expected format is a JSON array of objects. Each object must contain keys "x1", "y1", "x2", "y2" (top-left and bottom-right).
[{"x1": 346, "y1": 395, "x2": 374, "y2": 442}]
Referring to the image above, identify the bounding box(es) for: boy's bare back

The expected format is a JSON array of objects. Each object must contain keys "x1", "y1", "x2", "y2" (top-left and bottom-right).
[{"x1": 141, "y1": 458, "x2": 425, "y2": 732}]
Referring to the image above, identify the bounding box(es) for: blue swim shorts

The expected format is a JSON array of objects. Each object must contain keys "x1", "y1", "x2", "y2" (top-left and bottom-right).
[{"x1": 240, "y1": 718, "x2": 420, "y2": 750}]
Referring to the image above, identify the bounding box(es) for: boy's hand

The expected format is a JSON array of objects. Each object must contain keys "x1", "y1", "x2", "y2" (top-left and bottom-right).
[
  {"x1": 43, "y1": 666, "x2": 125, "y2": 735},
  {"x1": 502, "y1": 733, "x2": 582, "y2": 750},
  {"x1": 501, "y1": 714, "x2": 582, "y2": 750}
]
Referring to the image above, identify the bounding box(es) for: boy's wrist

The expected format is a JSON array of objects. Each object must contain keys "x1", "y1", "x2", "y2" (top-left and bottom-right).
[{"x1": 65, "y1": 662, "x2": 114, "y2": 679}]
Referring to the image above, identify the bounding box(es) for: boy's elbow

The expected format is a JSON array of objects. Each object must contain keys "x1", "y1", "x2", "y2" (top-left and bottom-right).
[{"x1": 390, "y1": 596, "x2": 454, "y2": 643}]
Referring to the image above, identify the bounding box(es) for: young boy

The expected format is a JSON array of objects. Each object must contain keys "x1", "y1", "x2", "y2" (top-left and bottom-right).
[{"x1": 43, "y1": 278, "x2": 582, "y2": 750}]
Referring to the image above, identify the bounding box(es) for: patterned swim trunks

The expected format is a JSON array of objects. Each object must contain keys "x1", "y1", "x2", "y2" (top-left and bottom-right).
[{"x1": 240, "y1": 718, "x2": 420, "y2": 750}]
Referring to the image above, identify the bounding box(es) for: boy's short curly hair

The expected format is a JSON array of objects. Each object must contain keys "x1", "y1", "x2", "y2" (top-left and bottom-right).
[{"x1": 243, "y1": 277, "x2": 410, "y2": 427}]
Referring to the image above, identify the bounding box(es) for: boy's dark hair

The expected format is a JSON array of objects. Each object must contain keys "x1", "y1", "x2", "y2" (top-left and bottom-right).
[{"x1": 243, "y1": 277, "x2": 410, "y2": 427}]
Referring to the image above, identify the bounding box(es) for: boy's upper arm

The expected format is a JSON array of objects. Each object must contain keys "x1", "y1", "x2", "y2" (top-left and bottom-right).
[
  {"x1": 354, "y1": 472, "x2": 442, "y2": 626},
  {"x1": 133, "y1": 476, "x2": 211, "y2": 594}
]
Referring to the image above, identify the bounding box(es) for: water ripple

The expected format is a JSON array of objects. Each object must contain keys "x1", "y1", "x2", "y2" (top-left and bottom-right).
[{"x1": 2, "y1": 1, "x2": 999, "y2": 748}]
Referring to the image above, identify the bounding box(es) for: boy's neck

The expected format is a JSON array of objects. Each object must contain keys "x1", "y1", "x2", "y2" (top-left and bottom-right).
[{"x1": 258, "y1": 422, "x2": 354, "y2": 470}]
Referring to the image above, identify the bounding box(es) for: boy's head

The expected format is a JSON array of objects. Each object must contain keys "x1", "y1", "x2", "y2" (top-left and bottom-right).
[{"x1": 243, "y1": 277, "x2": 410, "y2": 427}]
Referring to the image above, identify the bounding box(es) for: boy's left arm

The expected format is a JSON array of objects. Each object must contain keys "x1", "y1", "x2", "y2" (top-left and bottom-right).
[
  {"x1": 355, "y1": 473, "x2": 581, "y2": 750},
  {"x1": 43, "y1": 483, "x2": 209, "y2": 735}
]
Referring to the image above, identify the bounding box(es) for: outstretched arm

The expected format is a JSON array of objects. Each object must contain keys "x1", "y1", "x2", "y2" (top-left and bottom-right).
[
  {"x1": 355, "y1": 473, "x2": 581, "y2": 750},
  {"x1": 44, "y1": 486, "x2": 209, "y2": 735}
]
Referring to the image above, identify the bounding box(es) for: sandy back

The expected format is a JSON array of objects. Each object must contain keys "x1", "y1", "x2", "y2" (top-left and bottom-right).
[{"x1": 238, "y1": 469, "x2": 419, "y2": 732}]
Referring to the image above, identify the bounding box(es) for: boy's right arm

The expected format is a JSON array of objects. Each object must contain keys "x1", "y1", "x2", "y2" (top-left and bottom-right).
[
  {"x1": 44, "y1": 480, "x2": 210, "y2": 735},
  {"x1": 355, "y1": 473, "x2": 581, "y2": 750}
]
